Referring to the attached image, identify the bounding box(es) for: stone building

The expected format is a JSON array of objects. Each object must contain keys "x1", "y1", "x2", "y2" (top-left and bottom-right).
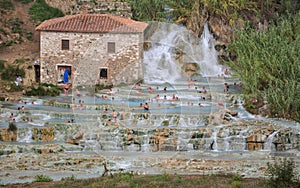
[{"x1": 36, "y1": 13, "x2": 148, "y2": 86}]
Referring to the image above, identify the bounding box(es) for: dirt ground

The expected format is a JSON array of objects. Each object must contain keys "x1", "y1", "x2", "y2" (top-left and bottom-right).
[{"x1": 0, "y1": 0, "x2": 40, "y2": 63}]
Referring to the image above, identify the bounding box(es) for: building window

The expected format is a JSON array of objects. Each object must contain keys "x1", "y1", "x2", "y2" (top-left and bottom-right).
[
  {"x1": 107, "y1": 42, "x2": 115, "y2": 53},
  {"x1": 62, "y1": 40, "x2": 69, "y2": 50},
  {"x1": 100, "y1": 68, "x2": 108, "y2": 79}
]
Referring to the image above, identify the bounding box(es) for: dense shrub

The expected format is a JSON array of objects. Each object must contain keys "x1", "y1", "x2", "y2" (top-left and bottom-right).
[
  {"x1": 7, "y1": 17, "x2": 29, "y2": 44},
  {"x1": 16, "y1": 0, "x2": 33, "y2": 4},
  {"x1": 61, "y1": 174, "x2": 76, "y2": 181},
  {"x1": 0, "y1": 64, "x2": 25, "y2": 81},
  {"x1": 0, "y1": 60, "x2": 6, "y2": 70},
  {"x1": 0, "y1": 28, "x2": 8, "y2": 35},
  {"x1": 0, "y1": 0, "x2": 14, "y2": 11},
  {"x1": 34, "y1": 174, "x2": 53, "y2": 182},
  {"x1": 8, "y1": 83, "x2": 24, "y2": 92},
  {"x1": 265, "y1": 158, "x2": 300, "y2": 188},
  {"x1": 227, "y1": 15, "x2": 300, "y2": 121},
  {"x1": 95, "y1": 84, "x2": 113, "y2": 92},
  {"x1": 13, "y1": 57, "x2": 30, "y2": 64},
  {"x1": 9, "y1": 17, "x2": 23, "y2": 34},
  {"x1": 25, "y1": 84, "x2": 61, "y2": 96},
  {"x1": 8, "y1": 122, "x2": 17, "y2": 132},
  {"x1": 0, "y1": 40, "x2": 13, "y2": 48},
  {"x1": 29, "y1": 0, "x2": 64, "y2": 23},
  {"x1": 25, "y1": 31, "x2": 33, "y2": 40}
]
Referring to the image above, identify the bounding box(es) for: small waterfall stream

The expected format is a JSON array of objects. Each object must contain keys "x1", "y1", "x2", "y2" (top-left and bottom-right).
[
  {"x1": 144, "y1": 22, "x2": 224, "y2": 84},
  {"x1": 263, "y1": 130, "x2": 279, "y2": 151}
]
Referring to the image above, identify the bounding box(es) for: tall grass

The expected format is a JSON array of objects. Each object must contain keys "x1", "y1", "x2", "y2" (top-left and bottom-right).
[{"x1": 227, "y1": 15, "x2": 300, "y2": 121}]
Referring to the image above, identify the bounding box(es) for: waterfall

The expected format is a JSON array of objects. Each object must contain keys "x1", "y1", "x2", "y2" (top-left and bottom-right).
[
  {"x1": 263, "y1": 130, "x2": 279, "y2": 151},
  {"x1": 144, "y1": 22, "x2": 223, "y2": 84},
  {"x1": 198, "y1": 22, "x2": 223, "y2": 77},
  {"x1": 18, "y1": 129, "x2": 32, "y2": 143},
  {"x1": 211, "y1": 130, "x2": 219, "y2": 151},
  {"x1": 144, "y1": 23, "x2": 183, "y2": 83}
]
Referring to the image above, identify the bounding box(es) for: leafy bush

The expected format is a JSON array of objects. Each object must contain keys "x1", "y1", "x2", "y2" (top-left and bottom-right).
[
  {"x1": 228, "y1": 174, "x2": 243, "y2": 188},
  {"x1": 0, "y1": 28, "x2": 8, "y2": 35},
  {"x1": 29, "y1": 0, "x2": 64, "y2": 23},
  {"x1": 25, "y1": 84, "x2": 61, "y2": 96},
  {"x1": 8, "y1": 83, "x2": 23, "y2": 92},
  {"x1": 61, "y1": 174, "x2": 76, "y2": 181},
  {"x1": 34, "y1": 174, "x2": 53, "y2": 182},
  {"x1": 9, "y1": 17, "x2": 23, "y2": 34},
  {"x1": 25, "y1": 31, "x2": 33, "y2": 40},
  {"x1": 6, "y1": 17, "x2": 33, "y2": 43},
  {"x1": 8, "y1": 122, "x2": 17, "y2": 132},
  {"x1": 0, "y1": 0, "x2": 14, "y2": 11},
  {"x1": 16, "y1": 0, "x2": 33, "y2": 4},
  {"x1": 0, "y1": 40, "x2": 13, "y2": 48},
  {"x1": 14, "y1": 57, "x2": 30, "y2": 64},
  {"x1": 119, "y1": 172, "x2": 134, "y2": 183},
  {"x1": 265, "y1": 158, "x2": 300, "y2": 188},
  {"x1": 0, "y1": 64, "x2": 25, "y2": 81},
  {"x1": 94, "y1": 84, "x2": 113, "y2": 92},
  {"x1": 231, "y1": 181, "x2": 242, "y2": 188},
  {"x1": 0, "y1": 60, "x2": 6, "y2": 70}
]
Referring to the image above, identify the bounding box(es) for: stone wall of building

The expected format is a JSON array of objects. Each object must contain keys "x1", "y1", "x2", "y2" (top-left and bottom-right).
[{"x1": 40, "y1": 31, "x2": 144, "y2": 86}]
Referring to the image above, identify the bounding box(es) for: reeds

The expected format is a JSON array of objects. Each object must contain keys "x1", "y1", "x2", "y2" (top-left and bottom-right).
[{"x1": 227, "y1": 15, "x2": 300, "y2": 121}]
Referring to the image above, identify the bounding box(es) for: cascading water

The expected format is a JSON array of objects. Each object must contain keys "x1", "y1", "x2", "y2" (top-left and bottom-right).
[
  {"x1": 144, "y1": 22, "x2": 223, "y2": 84},
  {"x1": 199, "y1": 22, "x2": 223, "y2": 77},
  {"x1": 18, "y1": 129, "x2": 32, "y2": 143},
  {"x1": 1, "y1": 22, "x2": 300, "y2": 185},
  {"x1": 144, "y1": 23, "x2": 183, "y2": 83},
  {"x1": 264, "y1": 130, "x2": 279, "y2": 151}
]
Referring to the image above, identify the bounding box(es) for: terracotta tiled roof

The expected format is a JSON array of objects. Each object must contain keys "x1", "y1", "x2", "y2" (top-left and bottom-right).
[{"x1": 36, "y1": 14, "x2": 148, "y2": 33}]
